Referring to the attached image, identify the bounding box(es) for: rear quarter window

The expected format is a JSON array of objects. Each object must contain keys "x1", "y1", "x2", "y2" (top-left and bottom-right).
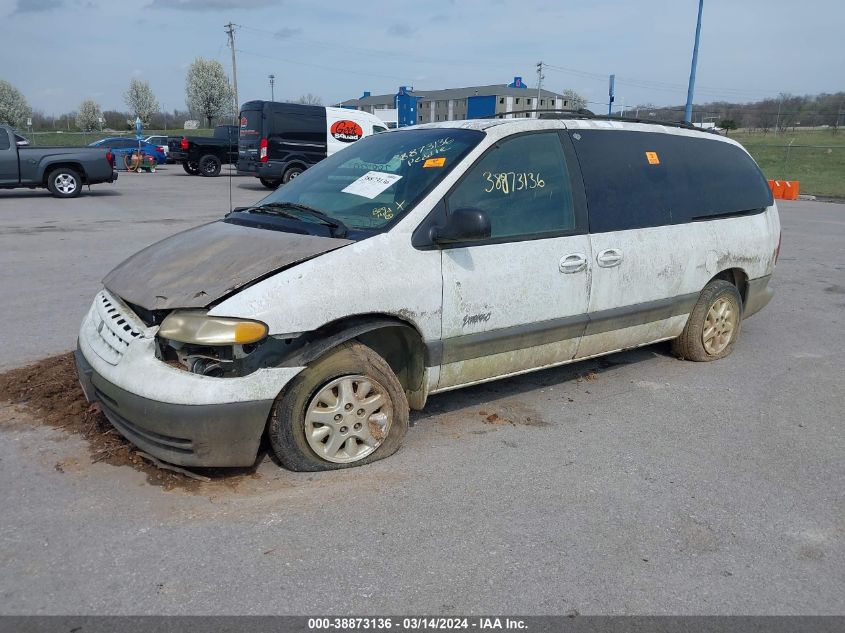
[
  {"x1": 570, "y1": 129, "x2": 772, "y2": 233},
  {"x1": 0, "y1": 131, "x2": 9, "y2": 151},
  {"x1": 239, "y1": 111, "x2": 262, "y2": 137}
]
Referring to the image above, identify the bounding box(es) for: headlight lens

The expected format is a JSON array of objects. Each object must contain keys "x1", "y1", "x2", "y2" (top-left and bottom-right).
[{"x1": 158, "y1": 311, "x2": 268, "y2": 345}]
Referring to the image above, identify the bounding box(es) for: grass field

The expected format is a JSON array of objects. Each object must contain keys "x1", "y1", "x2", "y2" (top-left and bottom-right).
[
  {"x1": 731, "y1": 129, "x2": 844, "y2": 197},
  {"x1": 20, "y1": 126, "x2": 844, "y2": 197}
]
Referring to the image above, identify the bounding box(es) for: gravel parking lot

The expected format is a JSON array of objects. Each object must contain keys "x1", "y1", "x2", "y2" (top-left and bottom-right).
[{"x1": 0, "y1": 169, "x2": 842, "y2": 614}]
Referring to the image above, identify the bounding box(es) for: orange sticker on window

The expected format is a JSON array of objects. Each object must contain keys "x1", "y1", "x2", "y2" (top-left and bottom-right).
[
  {"x1": 645, "y1": 151, "x2": 660, "y2": 165},
  {"x1": 423, "y1": 157, "x2": 446, "y2": 168}
]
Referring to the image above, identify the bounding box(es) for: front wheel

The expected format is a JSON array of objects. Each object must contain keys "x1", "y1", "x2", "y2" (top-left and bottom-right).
[
  {"x1": 182, "y1": 161, "x2": 200, "y2": 175},
  {"x1": 268, "y1": 342, "x2": 409, "y2": 471},
  {"x1": 46, "y1": 167, "x2": 82, "y2": 198},
  {"x1": 672, "y1": 279, "x2": 743, "y2": 361}
]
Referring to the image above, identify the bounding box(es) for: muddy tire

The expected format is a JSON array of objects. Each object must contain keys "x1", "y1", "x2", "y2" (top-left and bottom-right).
[
  {"x1": 673, "y1": 279, "x2": 743, "y2": 361},
  {"x1": 46, "y1": 167, "x2": 82, "y2": 198},
  {"x1": 268, "y1": 342, "x2": 409, "y2": 471},
  {"x1": 282, "y1": 165, "x2": 303, "y2": 184},
  {"x1": 259, "y1": 178, "x2": 281, "y2": 189},
  {"x1": 182, "y1": 161, "x2": 200, "y2": 175},
  {"x1": 199, "y1": 154, "x2": 222, "y2": 177}
]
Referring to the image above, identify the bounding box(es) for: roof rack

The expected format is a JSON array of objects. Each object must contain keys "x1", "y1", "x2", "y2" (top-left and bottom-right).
[{"x1": 487, "y1": 109, "x2": 705, "y2": 132}]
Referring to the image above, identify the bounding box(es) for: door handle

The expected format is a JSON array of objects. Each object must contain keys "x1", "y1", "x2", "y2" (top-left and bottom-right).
[
  {"x1": 559, "y1": 253, "x2": 587, "y2": 274},
  {"x1": 597, "y1": 248, "x2": 623, "y2": 268}
]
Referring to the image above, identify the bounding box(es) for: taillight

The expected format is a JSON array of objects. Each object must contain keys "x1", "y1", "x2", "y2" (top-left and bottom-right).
[
  {"x1": 259, "y1": 138, "x2": 268, "y2": 162},
  {"x1": 774, "y1": 230, "x2": 782, "y2": 264},
  {"x1": 158, "y1": 145, "x2": 167, "y2": 153},
  {"x1": 180, "y1": 137, "x2": 188, "y2": 150},
  {"x1": 105, "y1": 151, "x2": 113, "y2": 165}
]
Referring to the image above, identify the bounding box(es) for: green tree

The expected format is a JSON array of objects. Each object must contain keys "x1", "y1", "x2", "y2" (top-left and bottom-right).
[
  {"x1": 719, "y1": 119, "x2": 739, "y2": 136},
  {"x1": 0, "y1": 80, "x2": 30, "y2": 127}
]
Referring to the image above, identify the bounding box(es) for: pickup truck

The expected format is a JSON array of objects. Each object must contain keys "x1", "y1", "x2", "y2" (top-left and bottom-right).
[
  {"x1": 0, "y1": 125, "x2": 117, "y2": 198},
  {"x1": 167, "y1": 124, "x2": 238, "y2": 177}
]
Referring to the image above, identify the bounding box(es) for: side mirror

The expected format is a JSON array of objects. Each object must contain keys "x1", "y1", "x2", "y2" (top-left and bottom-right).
[{"x1": 431, "y1": 208, "x2": 491, "y2": 244}]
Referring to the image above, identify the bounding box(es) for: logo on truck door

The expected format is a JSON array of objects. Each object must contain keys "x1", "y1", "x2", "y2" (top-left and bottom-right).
[{"x1": 331, "y1": 120, "x2": 364, "y2": 142}]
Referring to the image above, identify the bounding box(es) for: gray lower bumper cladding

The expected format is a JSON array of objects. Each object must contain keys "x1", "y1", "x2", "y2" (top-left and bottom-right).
[{"x1": 74, "y1": 349, "x2": 274, "y2": 468}]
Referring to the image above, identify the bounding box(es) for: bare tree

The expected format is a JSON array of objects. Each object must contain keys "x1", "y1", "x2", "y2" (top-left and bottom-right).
[
  {"x1": 185, "y1": 58, "x2": 234, "y2": 128},
  {"x1": 76, "y1": 99, "x2": 103, "y2": 132},
  {"x1": 0, "y1": 80, "x2": 30, "y2": 127},
  {"x1": 561, "y1": 88, "x2": 586, "y2": 111},
  {"x1": 295, "y1": 93, "x2": 323, "y2": 105},
  {"x1": 124, "y1": 79, "x2": 159, "y2": 125}
]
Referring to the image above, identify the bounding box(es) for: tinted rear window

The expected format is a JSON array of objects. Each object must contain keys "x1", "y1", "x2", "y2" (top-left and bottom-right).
[
  {"x1": 0, "y1": 131, "x2": 9, "y2": 151},
  {"x1": 570, "y1": 129, "x2": 773, "y2": 233},
  {"x1": 239, "y1": 111, "x2": 261, "y2": 137}
]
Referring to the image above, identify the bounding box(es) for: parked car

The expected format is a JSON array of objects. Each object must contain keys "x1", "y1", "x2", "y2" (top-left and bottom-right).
[
  {"x1": 237, "y1": 101, "x2": 388, "y2": 188},
  {"x1": 0, "y1": 125, "x2": 117, "y2": 198},
  {"x1": 75, "y1": 116, "x2": 779, "y2": 471},
  {"x1": 143, "y1": 135, "x2": 171, "y2": 163},
  {"x1": 167, "y1": 125, "x2": 238, "y2": 177},
  {"x1": 89, "y1": 137, "x2": 166, "y2": 167}
]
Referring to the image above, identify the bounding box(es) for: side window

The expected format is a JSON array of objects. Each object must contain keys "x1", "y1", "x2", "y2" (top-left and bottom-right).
[
  {"x1": 372, "y1": 125, "x2": 387, "y2": 134},
  {"x1": 570, "y1": 130, "x2": 672, "y2": 233},
  {"x1": 0, "y1": 131, "x2": 10, "y2": 151},
  {"x1": 446, "y1": 132, "x2": 576, "y2": 240}
]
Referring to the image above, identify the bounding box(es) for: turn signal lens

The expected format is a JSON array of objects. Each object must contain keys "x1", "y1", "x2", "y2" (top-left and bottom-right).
[{"x1": 158, "y1": 311, "x2": 268, "y2": 345}]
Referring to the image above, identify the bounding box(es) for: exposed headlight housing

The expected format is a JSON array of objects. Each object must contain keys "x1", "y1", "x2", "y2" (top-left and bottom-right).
[{"x1": 158, "y1": 311, "x2": 268, "y2": 345}]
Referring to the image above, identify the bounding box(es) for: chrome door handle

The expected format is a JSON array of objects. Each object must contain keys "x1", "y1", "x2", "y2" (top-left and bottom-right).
[
  {"x1": 597, "y1": 248, "x2": 623, "y2": 268},
  {"x1": 559, "y1": 253, "x2": 587, "y2": 274}
]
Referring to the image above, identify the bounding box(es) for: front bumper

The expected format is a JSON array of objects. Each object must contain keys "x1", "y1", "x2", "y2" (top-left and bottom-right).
[
  {"x1": 74, "y1": 291, "x2": 305, "y2": 467},
  {"x1": 75, "y1": 348, "x2": 274, "y2": 467}
]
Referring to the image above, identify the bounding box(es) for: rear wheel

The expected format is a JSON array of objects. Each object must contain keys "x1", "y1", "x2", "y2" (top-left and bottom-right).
[
  {"x1": 182, "y1": 161, "x2": 200, "y2": 175},
  {"x1": 673, "y1": 279, "x2": 743, "y2": 361},
  {"x1": 259, "y1": 178, "x2": 281, "y2": 189},
  {"x1": 199, "y1": 154, "x2": 222, "y2": 177},
  {"x1": 282, "y1": 165, "x2": 304, "y2": 184},
  {"x1": 267, "y1": 342, "x2": 409, "y2": 471},
  {"x1": 46, "y1": 167, "x2": 82, "y2": 198}
]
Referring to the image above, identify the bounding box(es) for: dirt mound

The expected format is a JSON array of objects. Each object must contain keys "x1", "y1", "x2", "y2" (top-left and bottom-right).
[{"x1": 0, "y1": 353, "x2": 206, "y2": 490}]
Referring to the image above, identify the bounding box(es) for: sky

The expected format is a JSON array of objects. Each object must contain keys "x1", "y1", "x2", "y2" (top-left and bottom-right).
[{"x1": 1, "y1": 0, "x2": 842, "y2": 117}]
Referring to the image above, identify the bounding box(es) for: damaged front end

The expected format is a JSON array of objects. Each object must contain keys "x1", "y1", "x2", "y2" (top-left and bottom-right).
[{"x1": 154, "y1": 309, "x2": 304, "y2": 378}]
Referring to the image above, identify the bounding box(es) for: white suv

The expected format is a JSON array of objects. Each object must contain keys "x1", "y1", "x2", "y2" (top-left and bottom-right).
[{"x1": 76, "y1": 117, "x2": 780, "y2": 471}]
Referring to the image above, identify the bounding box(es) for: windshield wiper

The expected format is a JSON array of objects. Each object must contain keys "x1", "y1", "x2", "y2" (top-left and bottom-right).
[{"x1": 246, "y1": 202, "x2": 349, "y2": 238}]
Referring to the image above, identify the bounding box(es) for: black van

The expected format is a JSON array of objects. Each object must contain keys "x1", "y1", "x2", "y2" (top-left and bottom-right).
[{"x1": 237, "y1": 101, "x2": 387, "y2": 189}]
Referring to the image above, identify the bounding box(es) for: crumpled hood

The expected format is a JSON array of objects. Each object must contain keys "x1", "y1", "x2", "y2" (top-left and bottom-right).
[{"x1": 103, "y1": 220, "x2": 351, "y2": 311}]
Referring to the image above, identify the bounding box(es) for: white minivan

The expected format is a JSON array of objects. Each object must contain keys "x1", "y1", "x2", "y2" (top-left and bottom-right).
[{"x1": 76, "y1": 117, "x2": 780, "y2": 471}]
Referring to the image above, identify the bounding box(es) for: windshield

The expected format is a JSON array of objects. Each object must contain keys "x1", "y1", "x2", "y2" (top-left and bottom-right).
[{"x1": 252, "y1": 127, "x2": 483, "y2": 232}]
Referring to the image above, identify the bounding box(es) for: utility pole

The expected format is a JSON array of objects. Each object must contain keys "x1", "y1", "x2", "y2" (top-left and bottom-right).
[
  {"x1": 684, "y1": 0, "x2": 704, "y2": 123},
  {"x1": 269, "y1": 74, "x2": 275, "y2": 101},
  {"x1": 775, "y1": 92, "x2": 784, "y2": 132},
  {"x1": 225, "y1": 22, "x2": 239, "y2": 119},
  {"x1": 608, "y1": 74, "x2": 615, "y2": 116},
  {"x1": 536, "y1": 61, "x2": 544, "y2": 118}
]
